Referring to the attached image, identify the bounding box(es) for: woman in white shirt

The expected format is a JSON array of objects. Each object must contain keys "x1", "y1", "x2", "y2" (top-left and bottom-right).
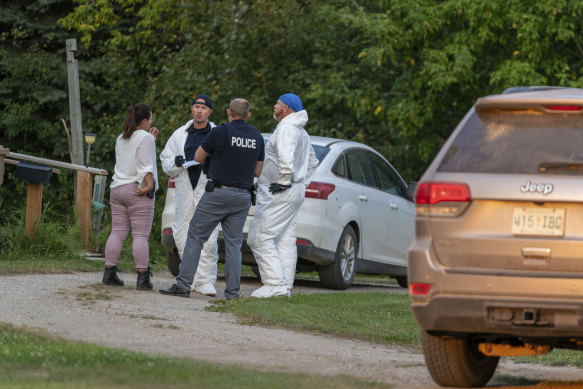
[{"x1": 102, "y1": 103, "x2": 159, "y2": 290}]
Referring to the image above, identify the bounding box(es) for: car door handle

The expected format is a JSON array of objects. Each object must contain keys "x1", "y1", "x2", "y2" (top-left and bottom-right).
[
  {"x1": 358, "y1": 195, "x2": 368, "y2": 202},
  {"x1": 390, "y1": 202, "x2": 398, "y2": 210}
]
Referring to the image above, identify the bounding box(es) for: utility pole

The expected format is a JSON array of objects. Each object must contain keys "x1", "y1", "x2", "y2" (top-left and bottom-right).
[
  {"x1": 66, "y1": 39, "x2": 84, "y2": 165},
  {"x1": 66, "y1": 39, "x2": 92, "y2": 246}
]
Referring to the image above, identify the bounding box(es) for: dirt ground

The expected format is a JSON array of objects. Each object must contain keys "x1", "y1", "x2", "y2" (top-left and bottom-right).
[{"x1": 0, "y1": 270, "x2": 582, "y2": 388}]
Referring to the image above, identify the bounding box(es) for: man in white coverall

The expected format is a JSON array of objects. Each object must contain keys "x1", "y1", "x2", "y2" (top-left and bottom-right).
[
  {"x1": 160, "y1": 95, "x2": 220, "y2": 296},
  {"x1": 247, "y1": 93, "x2": 319, "y2": 298}
]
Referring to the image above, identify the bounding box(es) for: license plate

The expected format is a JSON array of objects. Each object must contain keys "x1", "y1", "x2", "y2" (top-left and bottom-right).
[{"x1": 512, "y1": 208, "x2": 565, "y2": 236}]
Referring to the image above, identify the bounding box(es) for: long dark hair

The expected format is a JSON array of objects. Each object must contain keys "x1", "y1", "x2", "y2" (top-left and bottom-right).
[{"x1": 122, "y1": 103, "x2": 151, "y2": 139}]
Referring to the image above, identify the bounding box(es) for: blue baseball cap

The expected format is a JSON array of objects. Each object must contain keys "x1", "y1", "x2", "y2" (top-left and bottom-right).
[
  {"x1": 192, "y1": 95, "x2": 212, "y2": 109},
  {"x1": 279, "y1": 93, "x2": 303, "y2": 112}
]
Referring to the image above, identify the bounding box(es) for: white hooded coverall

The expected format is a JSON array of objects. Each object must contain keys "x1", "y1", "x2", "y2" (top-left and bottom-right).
[
  {"x1": 160, "y1": 119, "x2": 219, "y2": 288},
  {"x1": 247, "y1": 110, "x2": 319, "y2": 293}
]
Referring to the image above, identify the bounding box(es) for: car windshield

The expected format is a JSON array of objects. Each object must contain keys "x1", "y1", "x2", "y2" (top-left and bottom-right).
[{"x1": 437, "y1": 110, "x2": 583, "y2": 175}]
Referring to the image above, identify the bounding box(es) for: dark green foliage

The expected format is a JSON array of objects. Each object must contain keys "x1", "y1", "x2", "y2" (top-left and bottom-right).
[{"x1": 4, "y1": 0, "x2": 583, "y2": 254}]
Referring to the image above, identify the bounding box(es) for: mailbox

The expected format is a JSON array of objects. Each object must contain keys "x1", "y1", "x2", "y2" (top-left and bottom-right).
[{"x1": 15, "y1": 161, "x2": 52, "y2": 184}]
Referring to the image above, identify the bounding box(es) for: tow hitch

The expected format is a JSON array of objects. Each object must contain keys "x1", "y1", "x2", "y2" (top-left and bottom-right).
[{"x1": 513, "y1": 308, "x2": 550, "y2": 326}]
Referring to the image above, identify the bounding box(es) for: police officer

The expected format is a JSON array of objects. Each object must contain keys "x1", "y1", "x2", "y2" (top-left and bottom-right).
[{"x1": 160, "y1": 98, "x2": 264, "y2": 300}]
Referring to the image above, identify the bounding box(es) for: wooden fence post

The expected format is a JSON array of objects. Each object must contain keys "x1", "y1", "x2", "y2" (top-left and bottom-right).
[
  {"x1": 25, "y1": 182, "x2": 43, "y2": 239},
  {"x1": 76, "y1": 171, "x2": 93, "y2": 246}
]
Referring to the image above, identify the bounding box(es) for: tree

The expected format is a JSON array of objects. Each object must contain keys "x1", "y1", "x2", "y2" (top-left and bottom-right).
[
  {"x1": 324, "y1": 0, "x2": 583, "y2": 178},
  {"x1": 0, "y1": 0, "x2": 85, "y2": 217}
]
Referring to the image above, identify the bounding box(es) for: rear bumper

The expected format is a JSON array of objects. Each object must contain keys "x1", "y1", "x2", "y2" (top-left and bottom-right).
[
  {"x1": 297, "y1": 242, "x2": 334, "y2": 266},
  {"x1": 408, "y1": 243, "x2": 583, "y2": 338},
  {"x1": 411, "y1": 294, "x2": 583, "y2": 338}
]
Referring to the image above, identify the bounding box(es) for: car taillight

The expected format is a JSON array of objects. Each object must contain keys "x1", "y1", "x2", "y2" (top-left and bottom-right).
[
  {"x1": 410, "y1": 283, "x2": 431, "y2": 295},
  {"x1": 296, "y1": 238, "x2": 312, "y2": 246},
  {"x1": 162, "y1": 228, "x2": 173, "y2": 235},
  {"x1": 305, "y1": 181, "x2": 335, "y2": 200},
  {"x1": 168, "y1": 177, "x2": 176, "y2": 189},
  {"x1": 543, "y1": 105, "x2": 582, "y2": 111},
  {"x1": 414, "y1": 182, "x2": 470, "y2": 217}
]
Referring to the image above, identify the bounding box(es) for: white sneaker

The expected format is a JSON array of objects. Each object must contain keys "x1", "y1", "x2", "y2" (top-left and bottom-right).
[
  {"x1": 251, "y1": 285, "x2": 289, "y2": 298},
  {"x1": 193, "y1": 283, "x2": 216, "y2": 297}
]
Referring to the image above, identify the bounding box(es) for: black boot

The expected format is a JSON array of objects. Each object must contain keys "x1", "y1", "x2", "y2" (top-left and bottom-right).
[
  {"x1": 102, "y1": 265, "x2": 124, "y2": 286},
  {"x1": 136, "y1": 267, "x2": 153, "y2": 291}
]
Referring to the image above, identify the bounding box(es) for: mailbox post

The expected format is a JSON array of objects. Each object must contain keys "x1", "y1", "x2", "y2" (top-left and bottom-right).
[
  {"x1": 15, "y1": 162, "x2": 52, "y2": 238},
  {"x1": 7, "y1": 151, "x2": 108, "y2": 247}
]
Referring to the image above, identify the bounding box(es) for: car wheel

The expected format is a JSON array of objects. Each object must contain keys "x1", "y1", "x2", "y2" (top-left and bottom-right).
[
  {"x1": 250, "y1": 265, "x2": 261, "y2": 278},
  {"x1": 395, "y1": 275, "x2": 408, "y2": 288},
  {"x1": 318, "y1": 225, "x2": 357, "y2": 290},
  {"x1": 422, "y1": 330, "x2": 499, "y2": 387},
  {"x1": 166, "y1": 248, "x2": 180, "y2": 277}
]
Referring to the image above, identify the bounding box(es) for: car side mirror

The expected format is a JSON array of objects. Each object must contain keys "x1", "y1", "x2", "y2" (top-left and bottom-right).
[{"x1": 407, "y1": 182, "x2": 417, "y2": 201}]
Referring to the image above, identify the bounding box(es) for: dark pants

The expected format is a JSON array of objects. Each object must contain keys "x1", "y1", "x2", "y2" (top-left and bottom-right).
[{"x1": 177, "y1": 187, "x2": 250, "y2": 299}]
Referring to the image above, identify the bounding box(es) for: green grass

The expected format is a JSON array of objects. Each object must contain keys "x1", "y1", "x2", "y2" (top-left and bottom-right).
[
  {"x1": 207, "y1": 292, "x2": 421, "y2": 347},
  {"x1": 515, "y1": 349, "x2": 583, "y2": 367},
  {"x1": 0, "y1": 322, "x2": 389, "y2": 389},
  {"x1": 0, "y1": 210, "x2": 168, "y2": 275}
]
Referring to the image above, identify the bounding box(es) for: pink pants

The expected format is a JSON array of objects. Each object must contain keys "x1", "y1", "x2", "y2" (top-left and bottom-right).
[{"x1": 104, "y1": 183, "x2": 154, "y2": 269}]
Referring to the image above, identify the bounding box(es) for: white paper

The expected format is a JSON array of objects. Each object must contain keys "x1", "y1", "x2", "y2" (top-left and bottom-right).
[{"x1": 183, "y1": 160, "x2": 200, "y2": 168}]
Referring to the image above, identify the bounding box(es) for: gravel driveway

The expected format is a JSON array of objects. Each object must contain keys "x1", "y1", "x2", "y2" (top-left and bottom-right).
[{"x1": 0, "y1": 271, "x2": 582, "y2": 388}]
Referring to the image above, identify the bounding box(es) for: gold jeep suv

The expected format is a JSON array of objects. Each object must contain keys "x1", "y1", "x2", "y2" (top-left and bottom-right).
[{"x1": 408, "y1": 86, "x2": 583, "y2": 387}]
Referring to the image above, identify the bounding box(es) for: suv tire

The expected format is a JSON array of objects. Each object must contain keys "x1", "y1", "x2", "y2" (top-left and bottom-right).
[
  {"x1": 422, "y1": 330, "x2": 499, "y2": 388},
  {"x1": 166, "y1": 248, "x2": 180, "y2": 277},
  {"x1": 318, "y1": 225, "x2": 357, "y2": 290}
]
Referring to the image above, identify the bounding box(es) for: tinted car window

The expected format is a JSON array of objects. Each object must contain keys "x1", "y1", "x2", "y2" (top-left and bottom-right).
[
  {"x1": 438, "y1": 111, "x2": 583, "y2": 174},
  {"x1": 333, "y1": 154, "x2": 346, "y2": 177},
  {"x1": 313, "y1": 145, "x2": 329, "y2": 163},
  {"x1": 367, "y1": 152, "x2": 406, "y2": 197},
  {"x1": 346, "y1": 150, "x2": 376, "y2": 186}
]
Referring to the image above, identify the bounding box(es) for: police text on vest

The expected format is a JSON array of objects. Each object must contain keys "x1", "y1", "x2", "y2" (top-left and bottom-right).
[{"x1": 232, "y1": 137, "x2": 256, "y2": 149}]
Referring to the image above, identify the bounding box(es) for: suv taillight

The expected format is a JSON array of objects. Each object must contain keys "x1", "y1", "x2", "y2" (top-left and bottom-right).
[
  {"x1": 305, "y1": 181, "x2": 335, "y2": 200},
  {"x1": 410, "y1": 283, "x2": 431, "y2": 295},
  {"x1": 168, "y1": 177, "x2": 176, "y2": 189},
  {"x1": 414, "y1": 182, "x2": 470, "y2": 217},
  {"x1": 543, "y1": 105, "x2": 582, "y2": 111}
]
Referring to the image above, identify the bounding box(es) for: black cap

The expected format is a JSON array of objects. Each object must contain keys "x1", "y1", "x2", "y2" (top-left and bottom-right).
[{"x1": 192, "y1": 95, "x2": 212, "y2": 109}]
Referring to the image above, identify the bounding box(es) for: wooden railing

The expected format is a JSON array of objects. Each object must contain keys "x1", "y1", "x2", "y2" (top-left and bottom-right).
[{"x1": 1, "y1": 147, "x2": 108, "y2": 246}]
